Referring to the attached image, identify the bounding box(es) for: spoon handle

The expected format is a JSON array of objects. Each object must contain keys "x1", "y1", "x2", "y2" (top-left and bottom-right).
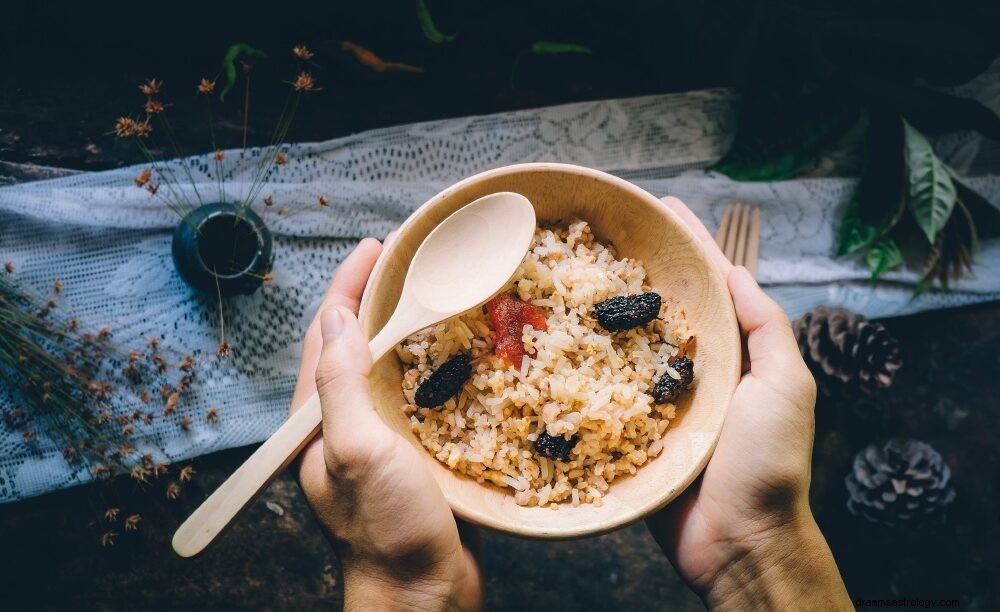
[{"x1": 171, "y1": 394, "x2": 322, "y2": 557}]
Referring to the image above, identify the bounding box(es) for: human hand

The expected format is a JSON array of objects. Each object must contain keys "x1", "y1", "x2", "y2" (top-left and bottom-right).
[
  {"x1": 291, "y1": 237, "x2": 482, "y2": 612},
  {"x1": 646, "y1": 198, "x2": 851, "y2": 611}
]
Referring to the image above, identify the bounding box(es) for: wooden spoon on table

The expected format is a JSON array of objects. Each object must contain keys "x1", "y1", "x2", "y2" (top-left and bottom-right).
[{"x1": 172, "y1": 192, "x2": 537, "y2": 557}]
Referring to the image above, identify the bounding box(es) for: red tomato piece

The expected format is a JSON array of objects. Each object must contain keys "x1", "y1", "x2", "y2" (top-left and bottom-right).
[{"x1": 486, "y1": 293, "x2": 548, "y2": 367}]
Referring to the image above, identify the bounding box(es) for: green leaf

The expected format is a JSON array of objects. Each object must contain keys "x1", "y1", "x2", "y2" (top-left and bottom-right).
[
  {"x1": 947, "y1": 168, "x2": 1000, "y2": 241},
  {"x1": 835, "y1": 113, "x2": 906, "y2": 256},
  {"x1": 530, "y1": 42, "x2": 593, "y2": 55},
  {"x1": 219, "y1": 43, "x2": 267, "y2": 102},
  {"x1": 711, "y1": 86, "x2": 860, "y2": 181},
  {"x1": 904, "y1": 120, "x2": 956, "y2": 243},
  {"x1": 865, "y1": 235, "x2": 903, "y2": 280},
  {"x1": 416, "y1": 0, "x2": 456, "y2": 43},
  {"x1": 836, "y1": 185, "x2": 879, "y2": 256}
]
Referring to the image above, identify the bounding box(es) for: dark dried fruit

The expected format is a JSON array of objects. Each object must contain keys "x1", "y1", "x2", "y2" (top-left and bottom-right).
[
  {"x1": 653, "y1": 356, "x2": 694, "y2": 404},
  {"x1": 414, "y1": 354, "x2": 472, "y2": 408},
  {"x1": 593, "y1": 292, "x2": 662, "y2": 331},
  {"x1": 534, "y1": 431, "x2": 578, "y2": 461}
]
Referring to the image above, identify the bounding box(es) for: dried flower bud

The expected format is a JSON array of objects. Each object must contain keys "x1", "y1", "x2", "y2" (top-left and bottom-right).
[
  {"x1": 3, "y1": 261, "x2": 13, "y2": 273},
  {"x1": 146, "y1": 182, "x2": 159, "y2": 195},
  {"x1": 22, "y1": 429, "x2": 37, "y2": 442},
  {"x1": 263, "y1": 195, "x2": 274, "y2": 207},
  {"x1": 217, "y1": 341, "x2": 232, "y2": 357},
  {"x1": 179, "y1": 355, "x2": 195, "y2": 372},
  {"x1": 104, "y1": 507, "x2": 120, "y2": 521},
  {"x1": 134, "y1": 121, "x2": 152, "y2": 137},
  {"x1": 139, "y1": 78, "x2": 162, "y2": 95},
  {"x1": 122, "y1": 424, "x2": 134, "y2": 436},
  {"x1": 292, "y1": 45, "x2": 314, "y2": 60},
  {"x1": 205, "y1": 407, "x2": 219, "y2": 423},
  {"x1": 179, "y1": 465, "x2": 196, "y2": 482},
  {"x1": 114, "y1": 117, "x2": 140, "y2": 138},
  {"x1": 97, "y1": 327, "x2": 111, "y2": 341},
  {"x1": 148, "y1": 338, "x2": 160, "y2": 351},
  {"x1": 124, "y1": 514, "x2": 141, "y2": 531},
  {"x1": 94, "y1": 464, "x2": 111, "y2": 479},
  {"x1": 290, "y1": 72, "x2": 319, "y2": 92},
  {"x1": 100, "y1": 530, "x2": 118, "y2": 547},
  {"x1": 166, "y1": 482, "x2": 181, "y2": 500},
  {"x1": 67, "y1": 318, "x2": 79, "y2": 332},
  {"x1": 262, "y1": 273, "x2": 273, "y2": 282},
  {"x1": 319, "y1": 195, "x2": 330, "y2": 207},
  {"x1": 197, "y1": 78, "x2": 216, "y2": 94},
  {"x1": 143, "y1": 412, "x2": 155, "y2": 425},
  {"x1": 130, "y1": 465, "x2": 151, "y2": 483},
  {"x1": 134, "y1": 168, "x2": 152, "y2": 187},
  {"x1": 53, "y1": 279, "x2": 63, "y2": 294},
  {"x1": 214, "y1": 149, "x2": 225, "y2": 161},
  {"x1": 144, "y1": 99, "x2": 164, "y2": 115},
  {"x1": 274, "y1": 152, "x2": 288, "y2": 165},
  {"x1": 164, "y1": 392, "x2": 179, "y2": 416},
  {"x1": 139, "y1": 390, "x2": 151, "y2": 405},
  {"x1": 179, "y1": 417, "x2": 192, "y2": 432},
  {"x1": 154, "y1": 462, "x2": 169, "y2": 476},
  {"x1": 276, "y1": 207, "x2": 288, "y2": 216},
  {"x1": 98, "y1": 410, "x2": 112, "y2": 424}
]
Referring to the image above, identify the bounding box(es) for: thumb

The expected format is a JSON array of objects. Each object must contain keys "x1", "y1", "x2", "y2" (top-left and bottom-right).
[
  {"x1": 727, "y1": 266, "x2": 806, "y2": 382},
  {"x1": 315, "y1": 306, "x2": 391, "y2": 468}
]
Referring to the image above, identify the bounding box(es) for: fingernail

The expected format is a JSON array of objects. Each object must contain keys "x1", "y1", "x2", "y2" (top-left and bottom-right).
[{"x1": 321, "y1": 307, "x2": 344, "y2": 340}]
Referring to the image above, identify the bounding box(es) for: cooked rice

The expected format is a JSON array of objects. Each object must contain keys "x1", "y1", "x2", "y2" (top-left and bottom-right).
[{"x1": 396, "y1": 220, "x2": 693, "y2": 507}]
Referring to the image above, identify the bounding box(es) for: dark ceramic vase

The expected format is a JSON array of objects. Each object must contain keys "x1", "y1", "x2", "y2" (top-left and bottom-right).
[{"x1": 172, "y1": 202, "x2": 275, "y2": 296}]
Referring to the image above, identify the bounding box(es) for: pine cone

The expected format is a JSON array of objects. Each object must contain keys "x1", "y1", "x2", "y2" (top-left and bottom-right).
[
  {"x1": 793, "y1": 306, "x2": 901, "y2": 396},
  {"x1": 845, "y1": 438, "x2": 956, "y2": 528}
]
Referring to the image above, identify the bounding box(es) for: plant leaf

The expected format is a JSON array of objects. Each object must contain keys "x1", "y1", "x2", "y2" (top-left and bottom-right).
[
  {"x1": 711, "y1": 85, "x2": 860, "y2": 181},
  {"x1": 835, "y1": 112, "x2": 906, "y2": 256},
  {"x1": 947, "y1": 168, "x2": 1000, "y2": 241},
  {"x1": 415, "y1": 0, "x2": 456, "y2": 44},
  {"x1": 836, "y1": 185, "x2": 878, "y2": 256},
  {"x1": 530, "y1": 42, "x2": 593, "y2": 55},
  {"x1": 865, "y1": 235, "x2": 903, "y2": 280},
  {"x1": 219, "y1": 43, "x2": 267, "y2": 102},
  {"x1": 904, "y1": 120, "x2": 956, "y2": 243}
]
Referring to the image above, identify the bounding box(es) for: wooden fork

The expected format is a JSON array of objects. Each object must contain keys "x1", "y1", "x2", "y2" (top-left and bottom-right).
[{"x1": 715, "y1": 202, "x2": 760, "y2": 277}]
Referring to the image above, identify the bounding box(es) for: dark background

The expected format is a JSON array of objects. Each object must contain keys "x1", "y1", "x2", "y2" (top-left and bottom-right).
[{"x1": 1, "y1": 1, "x2": 999, "y2": 610}]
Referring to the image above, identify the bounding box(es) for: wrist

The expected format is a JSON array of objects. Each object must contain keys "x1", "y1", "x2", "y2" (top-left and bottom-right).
[
  {"x1": 702, "y1": 508, "x2": 852, "y2": 612},
  {"x1": 342, "y1": 549, "x2": 481, "y2": 612}
]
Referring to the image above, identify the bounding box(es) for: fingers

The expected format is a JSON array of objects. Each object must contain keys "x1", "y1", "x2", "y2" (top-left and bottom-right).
[
  {"x1": 291, "y1": 237, "x2": 383, "y2": 414},
  {"x1": 660, "y1": 196, "x2": 733, "y2": 276},
  {"x1": 727, "y1": 267, "x2": 808, "y2": 384},
  {"x1": 315, "y1": 305, "x2": 393, "y2": 477}
]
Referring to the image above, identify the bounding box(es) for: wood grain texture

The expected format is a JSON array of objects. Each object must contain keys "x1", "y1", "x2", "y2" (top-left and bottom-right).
[{"x1": 360, "y1": 163, "x2": 741, "y2": 539}]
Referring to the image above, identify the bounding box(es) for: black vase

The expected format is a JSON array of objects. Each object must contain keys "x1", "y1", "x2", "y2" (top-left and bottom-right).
[{"x1": 172, "y1": 202, "x2": 275, "y2": 296}]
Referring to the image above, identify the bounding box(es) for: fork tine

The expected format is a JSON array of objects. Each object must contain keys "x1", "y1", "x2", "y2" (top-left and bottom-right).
[{"x1": 745, "y1": 207, "x2": 760, "y2": 278}]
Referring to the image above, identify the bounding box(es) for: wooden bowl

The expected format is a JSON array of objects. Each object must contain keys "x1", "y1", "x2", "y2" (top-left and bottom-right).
[{"x1": 359, "y1": 163, "x2": 741, "y2": 538}]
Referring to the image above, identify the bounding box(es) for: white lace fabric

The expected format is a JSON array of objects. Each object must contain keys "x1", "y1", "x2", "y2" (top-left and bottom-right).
[{"x1": 0, "y1": 83, "x2": 997, "y2": 502}]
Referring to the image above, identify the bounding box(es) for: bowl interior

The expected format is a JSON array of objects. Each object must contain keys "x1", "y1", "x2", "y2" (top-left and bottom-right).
[{"x1": 359, "y1": 163, "x2": 740, "y2": 538}]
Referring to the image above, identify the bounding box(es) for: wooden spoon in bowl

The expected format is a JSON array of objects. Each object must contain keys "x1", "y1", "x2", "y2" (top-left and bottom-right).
[{"x1": 172, "y1": 192, "x2": 536, "y2": 557}]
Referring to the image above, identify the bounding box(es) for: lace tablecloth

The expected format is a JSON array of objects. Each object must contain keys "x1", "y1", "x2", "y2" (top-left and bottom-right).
[{"x1": 1, "y1": 82, "x2": 997, "y2": 502}]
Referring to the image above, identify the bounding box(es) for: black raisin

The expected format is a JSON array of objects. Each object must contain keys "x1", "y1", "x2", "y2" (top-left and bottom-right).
[
  {"x1": 652, "y1": 356, "x2": 695, "y2": 404},
  {"x1": 414, "y1": 354, "x2": 472, "y2": 408},
  {"x1": 593, "y1": 292, "x2": 662, "y2": 331},
  {"x1": 534, "y1": 431, "x2": 578, "y2": 461},
  {"x1": 672, "y1": 356, "x2": 694, "y2": 387}
]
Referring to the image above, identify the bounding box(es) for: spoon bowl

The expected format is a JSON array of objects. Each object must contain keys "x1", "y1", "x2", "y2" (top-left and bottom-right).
[{"x1": 172, "y1": 192, "x2": 536, "y2": 557}]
